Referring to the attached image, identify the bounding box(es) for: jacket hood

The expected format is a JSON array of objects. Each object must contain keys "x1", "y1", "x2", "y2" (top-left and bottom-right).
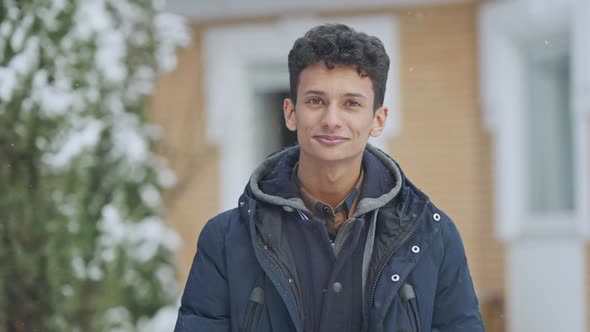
[{"x1": 246, "y1": 144, "x2": 403, "y2": 216}]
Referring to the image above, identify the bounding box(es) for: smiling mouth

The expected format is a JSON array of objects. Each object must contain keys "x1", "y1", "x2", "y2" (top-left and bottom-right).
[{"x1": 314, "y1": 135, "x2": 349, "y2": 146}]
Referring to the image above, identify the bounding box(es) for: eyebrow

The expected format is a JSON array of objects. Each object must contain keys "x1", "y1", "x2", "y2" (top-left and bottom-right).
[
  {"x1": 343, "y1": 92, "x2": 367, "y2": 99},
  {"x1": 303, "y1": 90, "x2": 326, "y2": 96},
  {"x1": 303, "y1": 90, "x2": 368, "y2": 99}
]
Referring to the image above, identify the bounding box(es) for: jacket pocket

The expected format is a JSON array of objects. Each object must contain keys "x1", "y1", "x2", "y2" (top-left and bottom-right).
[
  {"x1": 243, "y1": 286, "x2": 265, "y2": 332},
  {"x1": 399, "y1": 283, "x2": 420, "y2": 332}
]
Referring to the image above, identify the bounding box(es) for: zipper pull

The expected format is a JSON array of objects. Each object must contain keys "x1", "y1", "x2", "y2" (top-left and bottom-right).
[
  {"x1": 249, "y1": 286, "x2": 265, "y2": 304},
  {"x1": 399, "y1": 283, "x2": 416, "y2": 301}
]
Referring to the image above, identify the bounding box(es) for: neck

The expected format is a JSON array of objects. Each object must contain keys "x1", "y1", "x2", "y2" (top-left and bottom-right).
[{"x1": 296, "y1": 152, "x2": 363, "y2": 208}]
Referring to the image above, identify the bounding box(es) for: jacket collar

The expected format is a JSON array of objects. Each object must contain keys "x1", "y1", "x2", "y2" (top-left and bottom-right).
[{"x1": 247, "y1": 144, "x2": 403, "y2": 215}]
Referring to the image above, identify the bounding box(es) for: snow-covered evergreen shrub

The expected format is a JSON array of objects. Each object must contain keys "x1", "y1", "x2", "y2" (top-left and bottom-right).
[{"x1": 0, "y1": 0, "x2": 189, "y2": 330}]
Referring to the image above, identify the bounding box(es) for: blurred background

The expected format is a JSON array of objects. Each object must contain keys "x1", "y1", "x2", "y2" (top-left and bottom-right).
[{"x1": 1, "y1": 0, "x2": 589, "y2": 331}]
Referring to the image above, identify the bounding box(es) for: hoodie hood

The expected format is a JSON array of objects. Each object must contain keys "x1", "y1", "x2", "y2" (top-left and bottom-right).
[{"x1": 247, "y1": 144, "x2": 403, "y2": 216}]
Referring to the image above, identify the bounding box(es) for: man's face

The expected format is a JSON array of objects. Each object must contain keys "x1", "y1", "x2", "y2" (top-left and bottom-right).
[{"x1": 283, "y1": 61, "x2": 388, "y2": 164}]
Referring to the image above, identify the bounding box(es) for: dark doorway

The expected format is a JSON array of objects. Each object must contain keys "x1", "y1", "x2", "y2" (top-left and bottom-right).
[{"x1": 253, "y1": 89, "x2": 298, "y2": 162}]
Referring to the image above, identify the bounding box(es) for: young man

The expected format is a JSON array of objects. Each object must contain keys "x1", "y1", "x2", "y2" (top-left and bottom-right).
[{"x1": 175, "y1": 24, "x2": 484, "y2": 332}]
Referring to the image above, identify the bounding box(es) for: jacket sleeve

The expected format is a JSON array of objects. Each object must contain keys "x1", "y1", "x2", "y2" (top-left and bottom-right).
[
  {"x1": 431, "y1": 217, "x2": 485, "y2": 332},
  {"x1": 174, "y1": 219, "x2": 230, "y2": 332}
]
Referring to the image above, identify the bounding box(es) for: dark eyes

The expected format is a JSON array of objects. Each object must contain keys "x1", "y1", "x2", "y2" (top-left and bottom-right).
[
  {"x1": 345, "y1": 100, "x2": 361, "y2": 107},
  {"x1": 305, "y1": 98, "x2": 362, "y2": 107},
  {"x1": 307, "y1": 98, "x2": 324, "y2": 105}
]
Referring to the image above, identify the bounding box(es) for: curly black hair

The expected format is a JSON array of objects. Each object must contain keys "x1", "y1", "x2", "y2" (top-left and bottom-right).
[{"x1": 288, "y1": 23, "x2": 390, "y2": 110}]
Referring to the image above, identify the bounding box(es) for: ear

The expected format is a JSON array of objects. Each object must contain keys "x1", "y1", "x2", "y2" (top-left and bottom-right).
[
  {"x1": 283, "y1": 98, "x2": 297, "y2": 131},
  {"x1": 370, "y1": 106, "x2": 388, "y2": 137}
]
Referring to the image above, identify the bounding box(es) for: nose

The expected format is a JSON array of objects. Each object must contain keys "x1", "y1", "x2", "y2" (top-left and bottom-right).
[{"x1": 320, "y1": 104, "x2": 342, "y2": 130}]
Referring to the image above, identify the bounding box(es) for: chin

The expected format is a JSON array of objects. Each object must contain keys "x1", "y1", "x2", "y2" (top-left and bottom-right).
[{"x1": 307, "y1": 147, "x2": 360, "y2": 163}]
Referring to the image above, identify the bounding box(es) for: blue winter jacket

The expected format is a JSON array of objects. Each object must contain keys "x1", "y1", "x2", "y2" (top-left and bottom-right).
[{"x1": 175, "y1": 145, "x2": 485, "y2": 332}]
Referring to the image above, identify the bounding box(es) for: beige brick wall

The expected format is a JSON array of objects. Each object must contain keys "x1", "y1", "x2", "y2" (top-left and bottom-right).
[
  {"x1": 150, "y1": 3, "x2": 506, "y2": 330},
  {"x1": 148, "y1": 26, "x2": 220, "y2": 285},
  {"x1": 389, "y1": 4, "x2": 505, "y2": 329}
]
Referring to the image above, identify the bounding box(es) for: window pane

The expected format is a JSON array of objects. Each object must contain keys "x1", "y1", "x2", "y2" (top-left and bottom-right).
[{"x1": 525, "y1": 42, "x2": 574, "y2": 213}]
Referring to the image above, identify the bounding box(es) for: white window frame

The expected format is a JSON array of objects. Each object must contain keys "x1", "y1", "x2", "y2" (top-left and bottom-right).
[
  {"x1": 479, "y1": 0, "x2": 590, "y2": 241},
  {"x1": 203, "y1": 16, "x2": 401, "y2": 211}
]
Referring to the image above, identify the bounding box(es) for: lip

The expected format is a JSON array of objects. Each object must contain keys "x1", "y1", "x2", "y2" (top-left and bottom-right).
[{"x1": 313, "y1": 135, "x2": 349, "y2": 146}]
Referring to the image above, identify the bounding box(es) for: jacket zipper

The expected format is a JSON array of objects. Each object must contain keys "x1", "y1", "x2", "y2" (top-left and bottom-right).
[
  {"x1": 259, "y1": 244, "x2": 299, "y2": 303},
  {"x1": 368, "y1": 200, "x2": 429, "y2": 308},
  {"x1": 247, "y1": 201, "x2": 303, "y2": 332},
  {"x1": 257, "y1": 241, "x2": 302, "y2": 327}
]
